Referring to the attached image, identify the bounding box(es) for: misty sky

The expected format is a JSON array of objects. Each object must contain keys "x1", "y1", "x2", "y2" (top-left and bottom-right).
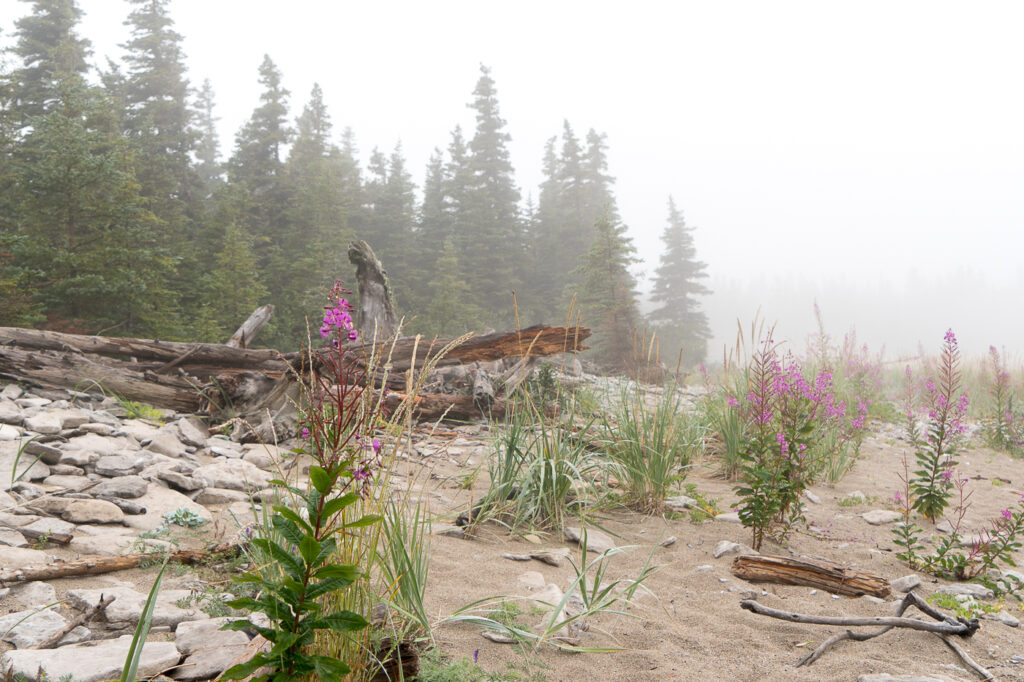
[{"x1": 2, "y1": 0, "x2": 1022, "y2": 360}]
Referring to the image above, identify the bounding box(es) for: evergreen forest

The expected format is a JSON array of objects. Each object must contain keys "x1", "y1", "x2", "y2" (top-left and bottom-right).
[{"x1": 0, "y1": 0, "x2": 712, "y2": 369}]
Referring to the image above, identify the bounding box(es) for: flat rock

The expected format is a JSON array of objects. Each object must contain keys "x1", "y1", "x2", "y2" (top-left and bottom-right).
[
  {"x1": 146, "y1": 431, "x2": 187, "y2": 457},
  {"x1": 63, "y1": 433, "x2": 136, "y2": 457},
  {"x1": 0, "y1": 607, "x2": 89, "y2": 648},
  {"x1": 157, "y1": 468, "x2": 204, "y2": 492},
  {"x1": 11, "y1": 581, "x2": 57, "y2": 609},
  {"x1": 0, "y1": 529, "x2": 27, "y2": 547},
  {"x1": 195, "y1": 487, "x2": 250, "y2": 505},
  {"x1": 713, "y1": 540, "x2": 757, "y2": 559},
  {"x1": 192, "y1": 459, "x2": 272, "y2": 491},
  {"x1": 0, "y1": 385, "x2": 21, "y2": 400},
  {"x1": 862, "y1": 509, "x2": 902, "y2": 525},
  {"x1": 891, "y1": 574, "x2": 922, "y2": 593},
  {"x1": 51, "y1": 408, "x2": 92, "y2": 429},
  {"x1": 715, "y1": 512, "x2": 741, "y2": 523},
  {"x1": 23, "y1": 413, "x2": 62, "y2": 435},
  {"x1": 175, "y1": 418, "x2": 208, "y2": 448},
  {"x1": 23, "y1": 440, "x2": 62, "y2": 464},
  {"x1": 124, "y1": 485, "x2": 211, "y2": 531},
  {"x1": 804, "y1": 490, "x2": 822, "y2": 504},
  {"x1": 172, "y1": 617, "x2": 250, "y2": 680},
  {"x1": 0, "y1": 424, "x2": 20, "y2": 441},
  {"x1": 79, "y1": 423, "x2": 115, "y2": 436},
  {"x1": 41, "y1": 474, "x2": 92, "y2": 491},
  {"x1": 90, "y1": 475, "x2": 149, "y2": 499},
  {"x1": 1, "y1": 634, "x2": 179, "y2": 682},
  {"x1": 118, "y1": 419, "x2": 162, "y2": 443},
  {"x1": 983, "y1": 610, "x2": 1020, "y2": 627},
  {"x1": 0, "y1": 400, "x2": 21, "y2": 424},
  {"x1": 0, "y1": 546, "x2": 51, "y2": 567},
  {"x1": 934, "y1": 583, "x2": 994, "y2": 599},
  {"x1": 0, "y1": 448, "x2": 50, "y2": 489},
  {"x1": 67, "y1": 586, "x2": 209, "y2": 628},
  {"x1": 93, "y1": 453, "x2": 145, "y2": 476},
  {"x1": 35, "y1": 497, "x2": 124, "y2": 524},
  {"x1": 564, "y1": 526, "x2": 616, "y2": 554},
  {"x1": 21, "y1": 517, "x2": 76, "y2": 540}
]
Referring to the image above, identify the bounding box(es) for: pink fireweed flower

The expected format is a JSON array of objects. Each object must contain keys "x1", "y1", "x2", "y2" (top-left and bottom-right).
[
  {"x1": 776, "y1": 433, "x2": 789, "y2": 455},
  {"x1": 1002, "y1": 509, "x2": 1013, "y2": 521},
  {"x1": 944, "y1": 329, "x2": 957, "y2": 345},
  {"x1": 372, "y1": 439, "x2": 381, "y2": 454},
  {"x1": 941, "y1": 469, "x2": 953, "y2": 481},
  {"x1": 300, "y1": 427, "x2": 310, "y2": 439},
  {"x1": 894, "y1": 492, "x2": 903, "y2": 504},
  {"x1": 727, "y1": 395, "x2": 740, "y2": 408}
]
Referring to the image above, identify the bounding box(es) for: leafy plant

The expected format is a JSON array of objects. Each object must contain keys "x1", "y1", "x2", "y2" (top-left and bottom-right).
[
  {"x1": 910, "y1": 330, "x2": 969, "y2": 523},
  {"x1": 682, "y1": 483, "x2": 721, "y2": 523},
  {"x1": 163, "y1": 507, "x2": 206, "y2": 528},
  {"x1": 926, "y1": 592, "x2": 1002, "y2": 620},
  {"x1": 117, "y1": 396, "x2": 166, "y2": 422}
]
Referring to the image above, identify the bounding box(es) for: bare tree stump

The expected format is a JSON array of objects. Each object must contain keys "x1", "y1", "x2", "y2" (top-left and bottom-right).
[{"x1": 348, "y1": 240, "x2": 398, "y2": 342}]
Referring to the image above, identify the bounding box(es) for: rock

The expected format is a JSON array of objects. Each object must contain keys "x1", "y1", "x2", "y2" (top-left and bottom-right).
[
  {"x1": 41, "y1": 474, "x2": 92, "y2": 491},
  {"x1": 23, "y1": 440, "x2": 62, "y2": 464},
  {"x1": 11, "y1": 582, "x2": 56, "y2": 609},
  {"x1": 843, "y1": 490, "x2": 867, "y2": 504},
  {"x1": 1, "y1": 634, "x2": 179, "y2": 682},
  {"x1": 67, "y1": 586, "x2": 209, "y2": 628},
  {"x1": 660, "y1": 536, "x2": 677, "y2": 547},
  {"x1": 48, "y1": 463, "x2": 84, "y2": 475},
  {"x1": 934, "y1": 583, "x2": 994, "y2": 599},
  {"x1": 982, "y1": 611, "x2": 1020, "y2": 627},
  {"x1": 62, "y1": 499, "x2": 125, "y2": 524},
  {"x1": 0, "y1": 400, "x2": 21, "y2": 424},
  {"x1": 23, "y1": 413, "x2": 62, "y2": 435},
  {"x1": 192, "y1": 459, "x2": 272, "y2": 491},
  {"x1": 432, "y1": 525, "x2": 466, "y2": 539},
  {"x1": 713, "y1": 540, "x2": 757, "y2": 559},
  {"x1": 100, "y1": 497, "x2": 147, "y2": 515},
  {"x1": 0, "y1": 529, "x2": 27, "y2": 547},
  {"x1": 21, "y1": 517, "x2": 77, "y2": 541},
  {"x1": 862, "y1": 509, "x2": 902, "y2": 525},
  {"x1": 715, "y1": 512, "x2": 741, "y2": 523},
  {"x1": 935, "y1": 520, "x2": 955, "y2": 534},
  {"x1": 175, "y1": 417, "x2": 208, "y2": 448},
  {"x1": 0, "y1": 546, "x2": 52, "y2": 567},
  {"x1": 145, "y1": 431, "x2": 187, "y2": 457},
  {"x1": 517, "y1": 571, "x2": 546, "y2": 590},
  {"x1": 171, "y1": 617, "x2": 251, "y2": 680},
  {"x1": 0, "y1": 446, "x2": 50, "y2": 489},
  {"x1": 804, "y1": 490, "x2": 822, "y2": 504},
  {"x1": 63, "y1": 433, "x2": 135, "y2": 457},
  {"x1": 502, "y1": 553, "x2": 532, "y2": 561},
  {"x1": 156, "y1": 468, "x2": 204, "y2": 492},
  {"x1": 0, "y1": 385, "x2": 22, "y2": 400},
  {"x1": 195, "y1": 487, "x2": 249, "y2": 505},
  {"x1": 0, "y1": 607, "x2": 89, "y2": 648},
  {"x1": 891, "y1": 574, "x2": 922, "y2": 593},
  {"x1": 79, "y1": 423, "x2": 115, "y2": 436},
  {"x1": 0, "y1": 424, "x2": 20, "y2": 441},
  {"x1": 51, "y1": 408, "x2": 92, "y2": 429},
  {"x1": 665, "y1": 495, "x2": 698, "y2": 511},
  {"x1": 15, "y1": 397, "x2": 50, "y2": 408},
  {"x1": 90, "y1": 475, "x2": 149, "y2": 499},
  {"x1": 123, "y1": 485, "x2": 211, "y2": 531},
  {"x1": 531, "y1": 548, "x2": 570, "y2": 567},
  {"x1": 119, "y1": 419, "x2": 162, "y2": 443},
  {"x1": 481, "y1": 631, "x2": 515, "y2": 643},
  {"x1": 93, "y1": 453, "x2": 145, "y2": 477},
  {"x1": 241, "y1": 449, "x2": 273, "y2": 469},
  {"x1": 564, "y1": 526, "x2": 616, "y2": 554}
]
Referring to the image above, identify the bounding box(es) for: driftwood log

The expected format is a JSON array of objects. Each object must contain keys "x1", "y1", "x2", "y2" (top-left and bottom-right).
[
  {"x1": 349, "y1": 240, "x2": 398, "y2": 342},
  {"x1": 731, "y1": 554, "x2": 891, "y2": 598},
  {"x1": 0, "y1": 542, "x2": 240, "y2": 585},
  {"x1": 226, "y1": 304, "x2": 275, "y2": 349}
]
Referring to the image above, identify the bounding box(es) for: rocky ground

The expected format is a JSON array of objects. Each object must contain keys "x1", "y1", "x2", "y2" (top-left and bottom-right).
[{"x1": 1, "y1": 378, "x2": 1024, "y2": 681}]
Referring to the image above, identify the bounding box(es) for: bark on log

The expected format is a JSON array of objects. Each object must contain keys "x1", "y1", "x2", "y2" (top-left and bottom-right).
[
  {"x1": 731, "y1": 554, "x2": 891, "y2": 598},
  {"x1": 0, "y1": 542, "x2": 240, "y2": 585},
  {"x1": 348, "y1": 240, "x2": 398, "y2": 342},
  {"x1": 382, "y1": 391, "x2": 511, "y2": 422},
  {"x1": 226, "y1": 304, "x2": 275, "y2": 349}
]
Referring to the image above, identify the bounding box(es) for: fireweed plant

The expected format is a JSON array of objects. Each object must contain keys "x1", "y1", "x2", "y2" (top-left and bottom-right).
[
  {"x1": 985, "y1": 345, "x2": 1020, "y2": 454},
  {"x1": 221, "y1": 284, "x2": 383, "y2": 681},
  {"x1": 910, "y1": 330, "x2": 969, "y2": 524},
  {"x1": 733, "y1": 337, "x2": 868, "y2": 550}
]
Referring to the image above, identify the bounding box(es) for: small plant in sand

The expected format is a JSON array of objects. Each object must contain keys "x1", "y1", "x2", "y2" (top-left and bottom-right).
[
  {"x1": 909, "y1": 329, "x2": 969, "y2": 524},
  {"x1": 984, "y1": 345, "x2": 1021, "y2": 454}
]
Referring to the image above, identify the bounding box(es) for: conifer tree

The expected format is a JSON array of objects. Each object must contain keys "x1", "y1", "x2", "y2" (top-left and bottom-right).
[
  {"x1": 194, "y1": 78, "x2": 222, "y2": 194},
  {"x1": 648, "y1": 196, "x2": 712, "y2": 366},
  {"x1": 569, "y1": 214, "x2": 641, "y2": 371},
  {"x1": 423, "y1": 238, "x2": 482, "y2": 337}
]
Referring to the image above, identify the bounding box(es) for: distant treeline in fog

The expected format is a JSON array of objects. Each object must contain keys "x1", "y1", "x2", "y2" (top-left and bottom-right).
[{"x1": 0, "y1": 0, "x2": 712, "y2": 368}]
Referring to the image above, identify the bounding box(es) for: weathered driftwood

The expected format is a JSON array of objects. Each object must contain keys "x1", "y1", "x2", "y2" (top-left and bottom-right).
[
  {"x1": 731, "y1": 554, "x2": 891, "y2": 598},
  {"x1": 0, "y1": 542, "x2": 240, "y2": 585},
  {"x1": 226, "y1": 304, "x2": 275, "y2": 349},
  {"x1": 349, "y1": 240, "x2": 398, "y2": 342},
  {"x1": 33, "y1": 594, "x2": 116, "y2": 649},
  {"x1": 740, "y1": 592, "x2": 991, "y2": 679},
  {"x1": 382, "y1": 391, "x2": 511, "y2": 422}
]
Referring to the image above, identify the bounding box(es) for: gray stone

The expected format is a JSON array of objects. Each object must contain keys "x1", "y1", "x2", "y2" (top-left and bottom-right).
[
  {"x1": 90, "y1": 475, "x2": 149, "y2": 499},
  {"x1": 195, "y1": 487, "x2": 250, "y2": 505},
  {"x1": 0, "y1": 385, "x2": 22, "y2": 400},
  {"x1": 157, "y1": 468, "x2": 204, "y2": 492},
  {"x1": 52, "y1": 408, "x2": 92, "y2": 429},
  {"x1": 0, "y1": 607, "x2": 89, "y2": 648},
  {"x1": 146, "y1": 431, "x2": 186, "y2": 457},
  {"x1": 843, "y1": 490, "x2": 867, "y2": 504},
  {"x1": 713, "y1": 540, "x2": 757, "y2": 559},
  {"x1": 11, "y1": 581, "x2": 57, "y2": 609},
  {"x1": 62, "y1": 498, "x2": 125, "y2": 524},
  {"x1": 664, "y1": 495, "x2": 698, "y2": 511},
  {"x1": 63, "y1": 433, "x2": 136, "y2": 457},
  {"x1": 0, "y1": 400, "x2": 22, "y2": 424},
  {"x1": 21, "y1": 517, "x2": 76, "y2": 541},
  {"x1": 804, "y1": 490, "x2": 823, "y2": 504},
  {"x1": 41, "y1": 474, "x2": 92, "y2": 491},
  {"x1": 171, "y1": 617, "x2": 250, "y2": 680},
  {"x1": 16, "y1": 397, "x2": 50, "y2": 408},
  {"x1": 862, "y1": 509, "x2": 902, "y2": 525},
  {"x1": 982, "y1": 610, "x2": 1020, "y2": 627},
  {"x1": 0, "y1": 447, "x2": 49, "y2": 489},
  {"x1": 935, "y1": 520, "x2": 955, "y2": 534},
  {"x1": 715, "y1": 512, "x2": 741, "y2": 523},
  {"x1": 79, "y1": 422, "x2": 115, "y2": 436},
  {"x1": 124, "y1": 485, "x2": 211, "y2": 531},
  {"x1": 192, "y1": 459, "x2": 272, "y2": 491},
  {"x1": 119, "y1": 419, "x2": 162, "y2": 442},
  {"x1": 890, "y1": 574, "x2": 922, "y2": 593},
  {"x1": 0, "y1": 424, "x2": 20, "y2": 441},
  {"x1": 175, "y1": 417, "x2": 208, "y2": 448},
  {"x1": 23, "y1": 413, "x2": 62, "y2": 434},
  {"x1": 93, "y1": 453, "x2": 145, "y2": 476},
  {"x1": 67, "y1": 586, "x2": 208, "y2": 628},
  {"x1": 0, "y1": 528, "x2": 27, "y2": 547},
  {"x1": 0, "y1": 546, "x2": 51, "y2": 568},
  {"x1": 934, "y1": 583, "x2": 994, "y2": 599},
  {"x1": 47, "y1": 462, "x2": 84, "y2": 475},
  {"x1": 564, "y1": 526, "x2": 616, "y2": 554},
  {"x1": 1, "y1": 634, "x2": 179, "y2": 682},
  {"x1": 241, "y1": 449, "x2": 274, "y2": 469}
]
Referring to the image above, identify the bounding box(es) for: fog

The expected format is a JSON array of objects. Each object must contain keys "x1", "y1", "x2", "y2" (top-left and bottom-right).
[{"x1": 3, "y1": 0, "x2": 1022, "y2": 360}]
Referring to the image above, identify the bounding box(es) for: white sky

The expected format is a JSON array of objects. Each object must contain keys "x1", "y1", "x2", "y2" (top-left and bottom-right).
[{"x1": 2, "y1": 0, "x2": 1022, "y2": 359}]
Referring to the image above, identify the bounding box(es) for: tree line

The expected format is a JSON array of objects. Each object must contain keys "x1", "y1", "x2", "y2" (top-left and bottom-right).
[{"x1": 0, "y1": 0, "x2": 712, "y2": 369}]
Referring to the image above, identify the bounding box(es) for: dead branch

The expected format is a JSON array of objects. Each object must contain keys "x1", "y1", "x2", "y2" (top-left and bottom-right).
[{"x1": 227, "y1": 304, "x2": 275, "y2": 349}]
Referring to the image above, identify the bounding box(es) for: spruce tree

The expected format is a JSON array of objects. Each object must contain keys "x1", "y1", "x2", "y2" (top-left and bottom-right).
[
  {"x1": 423, "y1": 238, "x2": 482, "y2": 337},
  {"x1": 569, "y1": 214, "x2": 641, "y2": 371},
  {"x1": 648, "y1": 196, "x2": 712, "y2": 366},
  {"x1": 194, "y1": 78, "x2": 222, "y2": 194}
]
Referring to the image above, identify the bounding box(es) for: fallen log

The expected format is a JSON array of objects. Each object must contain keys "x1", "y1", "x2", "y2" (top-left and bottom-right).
[
  {"x1": 731, "y1": 554, "x2": 891, "y2": 598},
  {"x1": 382, "y1": 391, "x2": 511, "y2": 422},
  {"x1": 0, "y1": 542, "x2": 240, "y2": 585}
]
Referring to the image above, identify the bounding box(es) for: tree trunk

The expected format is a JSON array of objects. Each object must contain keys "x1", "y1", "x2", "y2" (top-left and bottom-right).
[{"x1": 348, "y1": 240, "x2": 398, "y2": 342}]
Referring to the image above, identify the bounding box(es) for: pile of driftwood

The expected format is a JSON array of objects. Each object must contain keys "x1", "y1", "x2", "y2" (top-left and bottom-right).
[{"x1": 0, "y1": 242, "x2": 589, "y2": 440}]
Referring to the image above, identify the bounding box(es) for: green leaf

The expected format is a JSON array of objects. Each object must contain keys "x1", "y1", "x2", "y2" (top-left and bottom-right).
[
  {"x1": 219, "y1": 653, "x2": 270, "y2": 680},
  {"x1": 299, "y1": 534, "x2": 320, "y2": 566},
  {"x1": 314, "y1": 564, "x2": 361, "y2": 581},
  {"x1": 272, "y1": 515, "x2": 305, "y2": 548},
  {"x1": 311, "y1": 610, "x2": 369, "y2": 632},
  {"x1": 274, "y1": 506, "x2": 313, "y2": 535},
  {"x1": 309, "y1": 465, "x2": 331, "y2": 494},
  {"x1": 320, "y1": 493, "x2": 359, "y2": 519},
  {"x1": 120, "y1": 554, "x2": 169, "y2": 682},
  {"x1": 265, "y1": 539, "x2": 305, "y2": 580},
  {"x1": 305, "y1": 576, "x2": 357, "y2": 601},
  {"x1": 224, "y1": 596, "x2": 262, "y2": 611},
  {"x1": 312, "y1": 655, "x2": 351, "y2": 678},
  {"x1": 344, "y1": 513, "x2": 382, "y2": 529}
]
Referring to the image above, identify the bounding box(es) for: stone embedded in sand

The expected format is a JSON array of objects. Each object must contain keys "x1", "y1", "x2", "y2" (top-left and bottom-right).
[
  {"x1": 861, "y1": 509, "x2": 902, "y2": 525},
  {"x1": 23, "y1": 413, "x2": 62, "y2": 434},
  {"x1": 934, "y1": 583, "x2": 994, "y2": 599},
  {"x1": 145, "y1": 431, "x2": 187, "y2": 457},
  {"x1": 61, "y1": 499, "x2": 125, "y2": 524},
  {"x1": 982, "y1": 610, "x2": 1019, "y2": 627},
  {"x1": 90, "y1": 475, "x2": 149, "y2": 499},
  {"x1": 67, "y1": 586, "x2": 208, "y2": 628},
  {"x1": 0, "y1": 606, "x2": 89, "y2": 649},
  {"x1": 713, "y1": 540, "x2": 757, "y2": 559},
  {"x1": 1, "y1": 634, "x2": 179, "y2": 682},
  {"x1": 843, "y1": 490, "x2": 867, "y2": 504},
  {"x1": 714, "y1": 512, "x2": 741, "y2": 523},
  {"x1": 804, "y1": 490, "x2": 822, "y2": 504},
  {"x1": 665, "y1": 495, "x2": 698, "y2": 511},
  {"x1": 175, "y1": 417, "x2": 208, "y2": 448},
  {"x1": 11, "y1": 581, "x2": 57, "y2": 610},
  {"x1": 564, "y1": 526, "x2": 616, "y2": 554},
  {"x1": 0, "y1": 424, "x2": 19, "y2": 441},
  {"x1": 192, "y1": 459, "x2": 272, "y2": 491},
  {"x1": 0, "y1": 529, "x2": 27, "y2": 547},
  {"x1": 123, "y1": 485, "x2": 211, "y2": 531},
  {"x1": 93, "y1": 453, "x2": 145, "y2": 477},
  {"x1": 518, "y1": 571, "x2": 546, "y2": 591}
]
